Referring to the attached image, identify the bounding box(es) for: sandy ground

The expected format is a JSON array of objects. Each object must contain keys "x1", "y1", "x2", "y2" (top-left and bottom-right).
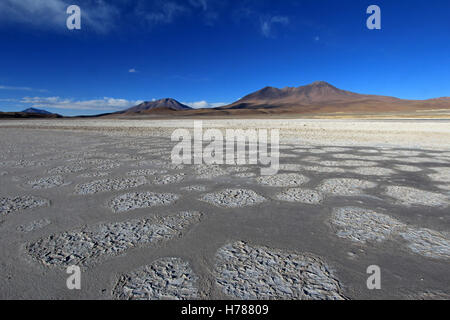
[{"x1": 0, "y1": 119, "x2": 449, "y2": 300}]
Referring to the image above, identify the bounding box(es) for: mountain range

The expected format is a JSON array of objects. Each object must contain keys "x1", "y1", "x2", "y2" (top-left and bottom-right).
[
  {"x1": 2, "y1": 81, "x2": 450, "y2": 119},
  {"x1": 106, "y1": 81, "x2": 450, "y2": 118}
]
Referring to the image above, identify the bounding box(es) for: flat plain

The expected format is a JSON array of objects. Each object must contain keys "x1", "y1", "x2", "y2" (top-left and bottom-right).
[{"x1": 0, "y1": 118, "x2": 449, "y2": 300}]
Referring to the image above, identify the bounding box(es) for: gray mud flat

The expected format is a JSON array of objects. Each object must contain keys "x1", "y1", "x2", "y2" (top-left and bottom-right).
[{"x1": 0, "y1": 123, "x2": 449, "y2": 300}]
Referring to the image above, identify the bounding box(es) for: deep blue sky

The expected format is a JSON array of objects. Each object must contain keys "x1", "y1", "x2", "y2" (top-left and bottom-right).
[{"x1": 0, "y1": 0, "x2": 449, "y2": 115}]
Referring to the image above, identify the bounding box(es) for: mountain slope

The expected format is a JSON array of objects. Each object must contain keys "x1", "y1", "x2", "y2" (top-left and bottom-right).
[
  {"x1": 222, "y1": 81, "x2": 398, "y2": 109},
  {"x1": 121, "y1": 98, "x2": 192, "y2": 114},
  {"x1": 218, "y1": 81, "x2": 449, "y2": 115}
]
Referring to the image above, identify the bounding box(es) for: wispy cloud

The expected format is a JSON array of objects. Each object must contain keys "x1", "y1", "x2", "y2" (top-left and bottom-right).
[
  {"x1": 137, "y1": 1, "x2": 188, "y2": 26},
  {"x1": 0, "y1": 1, "x2": 289, "y2": 36},
  {"x1": 0, "y1": 0, "x2": 119, "y2": 33},
  {"x1": 0, "y1": 98, "x2": 19, "y2": 102},
  {"x1": 184, "y1": 100, "x2": 228, "y2": 109},
  {"x1": 21, "y1": 96, "x2": 142, "y2": 111},
  {"x1": 0, "y1": 85, "x2": 48, "y2": 93},
  {"x1": 128, "y1": 68, "x2": 138, "y2": 73},
  {"x1": 260, "y1": 15, "x2": 289, "y2": 38}
]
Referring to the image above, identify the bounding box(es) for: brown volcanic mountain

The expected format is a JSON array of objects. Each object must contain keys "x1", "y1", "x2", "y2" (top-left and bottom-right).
[
  {"x1": 220, "y1": 81, "x2": 398, "y2": 111},
  {"x1": 214, "y1": 81, "x2": 450, "y2": 115},
  {"x1": 120, "y1": 98, "x2": 192, "y2": 114}
]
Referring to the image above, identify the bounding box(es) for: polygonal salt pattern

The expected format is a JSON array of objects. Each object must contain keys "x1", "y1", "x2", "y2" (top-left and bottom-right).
[
  {"x1": 330, "y1": 207, "x2": 406, "y2": 244},
  {"x1": 256, "y1": 173, "x2": 309, "y2": 187},
  {"x1": 318, "y1": 160, "x2": 378, "y2": 167},
  {"x1": 78, "y1": 171, "x2": 110, "y2": 178},
  {"x1": 275, "y1": 188, "x2": 324, "y2": 204},
  {"x1": 126, "y1": 169, "x2": 165, "y2": 176},
  {"x1": 109, "y1": 192, "x2": 179, "y2": 213},
  {"x1": 194, "y1": 165, "x2": 228, "y2": 179},
  {"x1": 201, "y1": 189, "x2": 267, "y2": 208},
  {"x1": 27, "y1": 175, "x2": 66, "y2": 189},
  {"x1": 351, "y1": 167, "x2": 396, "y2": 176},
  {"x1": 317, "y1": 178, "x2": 377, "y2": 196},
  {"x1": 26, "y1": 211, "x2": 202, "y2": 267},
  {"x1": 180, "y1": 185, "x2": 208, "y2": 192},
  {"x1": 153, "y1": 174, "x2": 186, "y2": 185},
  {"x1": 398, "y1": 228, "x2": 450, "y2": 260},
  {"x1": 330, "y1": 207, "x2": 450, "y2": 260},
  {"x1": 17, "y1": 218, "x2": 51, "y2": 233},
  {"x1": 214, "y1": 241, "x2": 346, "y2": 300},
  {"x1": 48, "y1": 164, "x2": 85, "y2": 175},
  {"x1": 75, "y1": 176, "x2": 147, "y2": 195},
  {"x1": 428, "y1": 167, "x2": 450, "y2": 183},
  {"x1": 113, "y1": 258, "x2": 199, "y2": 300},
  {"x1": 393, "y1": 164, "x2": 423, "y2": 172},
  {"x1": 0, "y1": 196, "x2": 49, "y2": 216},
  {"x1": 384, "y1": 186, "x2": 449, "y2": 207}
]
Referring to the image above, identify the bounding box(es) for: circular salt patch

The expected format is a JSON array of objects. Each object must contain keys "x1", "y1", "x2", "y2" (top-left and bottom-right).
[
  {"x1": 330, "y1": 207, "x2": 406, "y2": 244},
  {"x1": 0, "y1": 195, "x2": 49, "y2": 216},
  {"x1": 201, "y1": 189, "x2": 266, "y2": 208},
  {"x1": 276, "y1": 188, "x2": 323, "y2": 204},
  {"x1": 256, "y1": 173, "x2": 309, "y2": 187},
  {"x1": 109, "y1": 192, "x2": 179, "y2": 213},
  {"x1": 385, "y1": 186, "x2": 449, "y2": 207},
  {"x1": 214, "y1": 241, "x2": 345, "y2": 300},
  {"x1": 399, "y1": 227, "x2": 450, "y2": 260},
  {"x1": 113, "y1": 258, "x2": 199, "y2": 300},
  {"x1": 27, "y1": 176, "x2": 65, "y2": 189},
  {"x1": 317, "y1": 178, "x2": 377, "y2": 196}
]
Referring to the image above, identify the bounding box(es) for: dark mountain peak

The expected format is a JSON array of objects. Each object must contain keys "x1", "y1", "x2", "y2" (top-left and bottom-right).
[
  {"x1": 22, "y1": 107, "x2": 52, "y2": 115},
  {"x1": 124, "y1": 98, "x2": 192, "y2": 114}
]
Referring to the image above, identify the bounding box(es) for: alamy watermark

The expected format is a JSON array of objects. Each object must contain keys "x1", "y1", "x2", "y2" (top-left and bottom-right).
[
  {"x1": 66, "y1": 5, "x2": 81, "y2": 30},
  {"x1": 367, "y1": 5, "x2": 381, "y2": 30},
  {"x1": 171, "y1": 121, "x2": 279, "y2": 175},
  {"x1": 366, "y1": 265, "x2": 381, "y2": 290},
  {"x1": 66, "y1": 265, "x2": 81, "y2": 290}
]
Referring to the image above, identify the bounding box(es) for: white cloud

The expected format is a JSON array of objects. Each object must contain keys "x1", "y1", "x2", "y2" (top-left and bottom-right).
[
  {"x1": 0, "y1": 98, "x2": 19, "y2": 102},
  {"x1": 128, "y1": 68, "x2": 138, "y2": 73},
  {"x1": 0, "y1": 85, "x2": 48, "y2": 92},
  {"x1": 260, "y1": 15, "x2": 289, "y2": 38},
  {"x1": 183, "y1": 100, "x2": 228, "y2": 109},
  {"x1": 20, "y1": 96, "x2": 142, "y2": 111}
]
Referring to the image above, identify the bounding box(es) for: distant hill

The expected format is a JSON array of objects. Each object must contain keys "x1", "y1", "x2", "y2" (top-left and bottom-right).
[
  {"x1": 22, "y1": 107, "x2": 53, "y2": 115},
  {"x1": 0, "y1": 111, "x2": 62, "y2": 119},
  {"x1": 119, "y1": 98, "x2": 192, "y2": 114},
  {"x1": 0, "y1": 107, "x2": 61, "y2": 119}
]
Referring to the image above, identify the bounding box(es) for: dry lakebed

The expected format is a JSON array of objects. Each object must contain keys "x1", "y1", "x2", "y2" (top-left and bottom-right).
[{"x1": 0, "y1": 118, "x2": 449, "y2": 300}]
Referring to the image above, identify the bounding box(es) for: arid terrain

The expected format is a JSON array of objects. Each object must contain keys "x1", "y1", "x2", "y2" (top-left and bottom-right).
[{"x1": 0, "y1": 118, "x2": 449, "y2": 300}]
